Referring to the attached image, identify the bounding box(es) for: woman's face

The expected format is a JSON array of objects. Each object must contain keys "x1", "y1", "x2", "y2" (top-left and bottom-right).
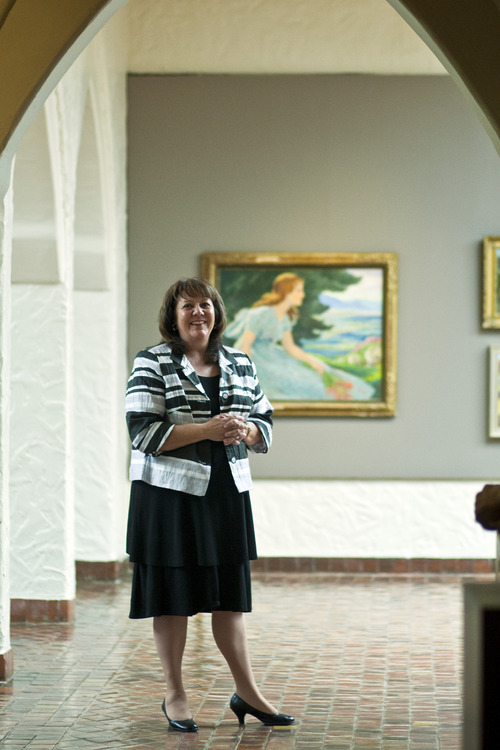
[
  {"x1": 286, "y1": 280, "x2": 305, "y2": 307},
  {"x1": 175, "y1": 295, "x2": 215, "y2": 348}
]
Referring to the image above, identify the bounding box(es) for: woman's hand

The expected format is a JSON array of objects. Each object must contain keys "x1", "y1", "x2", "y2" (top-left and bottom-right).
[
  {"x1": 202, "y1": 414, "x2": 252, "y2": 445},
  {"x1": 202, "y1": 414, "x2": 234, "y2": 442},
  {"x1": 159, "y1": 414, "x2": 258, "y2": 451},
  {"x1": 221, "y1": 415, "x2": 251, "y2": 446}
]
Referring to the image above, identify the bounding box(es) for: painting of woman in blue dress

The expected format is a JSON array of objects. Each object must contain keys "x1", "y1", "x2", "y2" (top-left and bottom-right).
[{"x1": 224, "y1": 272, "x2": 374, "y2": 402}]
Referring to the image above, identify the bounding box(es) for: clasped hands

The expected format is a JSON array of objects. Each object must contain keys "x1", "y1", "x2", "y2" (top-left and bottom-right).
[{"x1": 204, "y1": 413, "x2": 250, "y2": 446}]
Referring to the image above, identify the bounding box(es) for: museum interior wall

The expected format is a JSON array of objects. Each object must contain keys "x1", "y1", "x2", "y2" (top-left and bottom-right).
[{"x1": 127, "y1": 72, "x2": 500, "y2": 564}]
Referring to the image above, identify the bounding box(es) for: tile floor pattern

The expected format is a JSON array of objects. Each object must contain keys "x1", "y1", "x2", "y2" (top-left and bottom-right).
[{"x1": 0, "y1": 571, "x2": 477, "y2": 749}]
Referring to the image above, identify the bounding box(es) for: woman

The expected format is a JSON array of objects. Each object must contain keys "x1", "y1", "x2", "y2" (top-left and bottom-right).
[
  {"x1": 125, "y1": 277, "x2": 294, "y2": 732},
  {"x1": 225, "y1": 272, "x2": 373, "y2": 401}
]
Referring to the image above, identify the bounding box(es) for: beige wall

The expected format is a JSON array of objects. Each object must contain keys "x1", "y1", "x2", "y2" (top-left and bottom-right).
[{"x1": 126, "y1": 0, "x2": 445, "y2": 75}]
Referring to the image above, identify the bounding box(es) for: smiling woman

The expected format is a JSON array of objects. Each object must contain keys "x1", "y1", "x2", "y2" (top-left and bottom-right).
[{"x1": 124, "y1": 277, "x2": 294, "y2": 730}]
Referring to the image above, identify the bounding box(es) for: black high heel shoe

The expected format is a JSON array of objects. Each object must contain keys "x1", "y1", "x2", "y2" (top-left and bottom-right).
[
  {"x1": 161, "y1": 698, "x2": 198, "y2": 732},
  {"x1": 229, "y1": 693, "x2": 295, "y2": 726}
]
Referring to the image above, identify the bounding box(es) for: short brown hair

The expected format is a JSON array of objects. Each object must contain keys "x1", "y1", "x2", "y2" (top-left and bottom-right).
[{"x1": 158, "y1": 278, "x2": 226, "y2": 362}]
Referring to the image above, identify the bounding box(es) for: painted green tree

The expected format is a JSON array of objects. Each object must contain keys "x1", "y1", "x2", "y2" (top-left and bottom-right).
[{"x1": 220, "y1": 266, "x2": 361, "y2": 343}]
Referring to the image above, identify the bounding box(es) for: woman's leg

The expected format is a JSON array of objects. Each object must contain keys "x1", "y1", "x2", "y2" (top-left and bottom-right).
[
  {"x1": 211, "y1": 611, "x2": 277, "y2": 713},
  {"x1": 153, "y1": 615, "x2": 192, "y2": 719}
]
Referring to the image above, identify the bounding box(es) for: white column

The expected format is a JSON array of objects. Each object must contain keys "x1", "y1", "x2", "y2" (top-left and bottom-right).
[
  {"x1": 9, "y1": 96, "x2": 76, "y2": 621},
  {"x1": 74, "y1": 291, "x2": 128, "y2": 567},
  {"x1": 72, "y1": 28, "x2": 129, "y2": 576},
  {"x1": 9, "y1": 282, "x2": 75, "y2": 618}
]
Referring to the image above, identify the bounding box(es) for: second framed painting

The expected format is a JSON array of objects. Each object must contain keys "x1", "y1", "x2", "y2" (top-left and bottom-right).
[
  {"x1": 202, "y1": 251, "x2": 398, "y2": 417},
  {"x1": 482, "y1": 236, "x2": 500, "y2": 329}
]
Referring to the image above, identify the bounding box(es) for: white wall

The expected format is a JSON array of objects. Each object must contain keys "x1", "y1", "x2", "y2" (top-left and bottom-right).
[
  {"x1": 252, "y1": 480, "x2": 495, "y2": 559},
  {"x1": 10, "y1": 284, "x2": 75, "y2": 600}
]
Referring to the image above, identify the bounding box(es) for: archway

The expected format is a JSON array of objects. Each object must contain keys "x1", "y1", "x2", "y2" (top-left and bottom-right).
[
  {"x1": 11, "y1": 104, "x2": 59, "y2": 283},
  {"x1": 1, "y1": 0, "x2": 500, "y2": 684}
]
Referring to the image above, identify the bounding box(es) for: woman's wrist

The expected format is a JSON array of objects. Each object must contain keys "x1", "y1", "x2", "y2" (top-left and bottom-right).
[
  {"x1": 242, "y1": 422, "x2": 251, "y2": 444},
  {"x1": 243, "y1": 421, "x2": 259, "y2": 446}
]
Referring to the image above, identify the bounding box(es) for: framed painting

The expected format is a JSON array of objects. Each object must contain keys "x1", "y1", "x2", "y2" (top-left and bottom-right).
[
  {"x1": 489, "y1": 346, "x2": 500, "y2": 438},
  {"x1": 482, "y1": 236, "x2": 500, "y2": 329},
  {"x1": 202, "y1": 251, "x2": 398, "y2": 417}
]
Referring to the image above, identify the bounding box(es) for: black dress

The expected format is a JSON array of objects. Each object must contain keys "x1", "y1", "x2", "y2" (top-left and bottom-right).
[{"x1": 126, "y1": 375, "x2": 258, "y2": 618}]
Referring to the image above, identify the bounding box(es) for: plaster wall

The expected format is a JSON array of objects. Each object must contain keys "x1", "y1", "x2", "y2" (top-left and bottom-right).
[
  {"x1": 10, "y1": 285, "x2": 74, "y2": 600},
  {"x1": 251, "y1": 480, "x2": 495, "y2": 559},
  {"x1": 74, "y1": 292, "x2": 128, "y2": 561}
]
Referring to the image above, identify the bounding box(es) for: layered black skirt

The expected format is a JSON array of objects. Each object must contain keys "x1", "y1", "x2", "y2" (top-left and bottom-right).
[{"x1": 126, "y1": 376, "x2": 258, "y2": 618}]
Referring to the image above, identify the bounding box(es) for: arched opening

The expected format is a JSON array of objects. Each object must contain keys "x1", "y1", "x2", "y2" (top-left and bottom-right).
[
  {"x1": 11, "y1": 106, "x2": 59, "y2": 283},
  {"x1": 74, "y1": 86, "x2": 108, "y2": 291}
]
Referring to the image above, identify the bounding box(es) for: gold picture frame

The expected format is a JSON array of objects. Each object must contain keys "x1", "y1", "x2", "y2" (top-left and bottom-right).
[
  {"x1": 202, "y1": 251, "x2": 398, "y2": 417},
  {"x1": 488, "y1": 346, "x2": 500, "y2": 438},
  {"x1": 482, "y1": 236, "x2": 500, "y2": 329}
]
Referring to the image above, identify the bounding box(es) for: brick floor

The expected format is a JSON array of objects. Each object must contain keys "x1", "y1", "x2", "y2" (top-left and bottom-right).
[{"x1": 0, "y1": 570, "x2": 478, "y2": 749}]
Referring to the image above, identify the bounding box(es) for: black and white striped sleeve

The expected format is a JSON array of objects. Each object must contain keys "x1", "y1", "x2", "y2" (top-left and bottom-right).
[
  {"x1": 125, "y1": 349, "x2": 173, "y2": 455},
  {"x1": 247, "y1": 360, "x2": 273, "y2": 453}
]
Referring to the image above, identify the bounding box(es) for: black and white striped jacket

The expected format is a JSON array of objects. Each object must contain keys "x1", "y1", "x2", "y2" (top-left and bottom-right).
[{"x1": 126, "y1": 343, "x2": 273, "y2": 495}]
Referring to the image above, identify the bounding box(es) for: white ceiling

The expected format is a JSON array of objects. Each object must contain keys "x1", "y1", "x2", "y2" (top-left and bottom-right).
[{"x1": 125, "y1": 0, "x2": 446, "y2": 75}]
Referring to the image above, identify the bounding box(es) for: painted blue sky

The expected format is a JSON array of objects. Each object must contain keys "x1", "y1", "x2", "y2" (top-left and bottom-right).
[{"x1": 318, "y1": 268, "x2": 383, "y2": 315}]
